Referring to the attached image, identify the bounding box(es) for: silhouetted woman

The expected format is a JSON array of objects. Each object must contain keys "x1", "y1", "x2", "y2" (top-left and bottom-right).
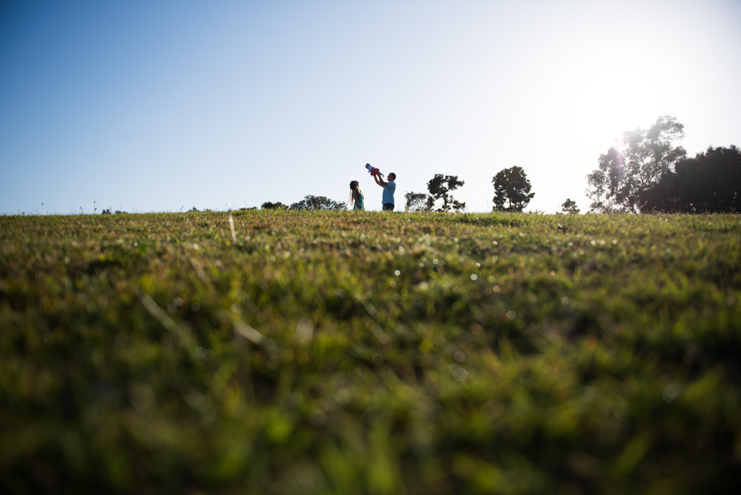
[{"x1": 349, "y1": 180, "x2": 365, "y2": 211}]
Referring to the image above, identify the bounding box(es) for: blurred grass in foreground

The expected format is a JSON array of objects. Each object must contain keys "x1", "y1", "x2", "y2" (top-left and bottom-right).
[{"x1": 1, "y1": 211, "x2": 740, "y2": 494}]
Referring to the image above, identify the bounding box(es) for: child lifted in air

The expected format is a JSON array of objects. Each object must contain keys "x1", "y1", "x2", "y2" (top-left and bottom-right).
[{"x1": 365, "y1": 163, "x2": 384, "y2": 180}]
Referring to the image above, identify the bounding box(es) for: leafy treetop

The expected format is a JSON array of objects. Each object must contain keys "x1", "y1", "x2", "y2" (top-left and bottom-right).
[
  {"x1": 404, "y1": 191, "x2": 429, "y2": 212},
  {"x1": 561, "y1": 198, "x2": 580, "y2": 214},
  {"x1": 640, "y1": 145, "x2": 741, "y2": 213},
  {"x1": 586, "y1": 115, "x2": 686, "y2": 213},
  {"x1": 426, "y1": 174, "x2": 466, "y2": 212},
  {"x1": 492, "y1": 166, "x2": 534, "y2": 212},
  {"x1": 289, "y1": 195, "x2": 346, "y2": 211}
]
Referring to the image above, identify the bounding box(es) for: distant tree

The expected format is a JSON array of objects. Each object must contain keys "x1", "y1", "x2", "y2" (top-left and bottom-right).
[
  {"x1": 426, "y1": 174, "x2": 466, "y2": 212},
  {"x1": 586, "y1": 115, "x2": 687, "y2": 213},
  {"x1": 405, "y1": 192, "x2": 429, "y2": 212},
  {"x1": 261, "y1": 201, "x2": 288, "y2": 210},
  {"x1": 492, "y1": 166, "x2": 534, "y2": 212},
  {"x1": 561, "y1": 198, "x2": 580, "y2": 214},
  {"x1": 290, "y1": 195, "x2": 346, "y2": 211},
  {"x1": 640, "y1": 145, "x2": 741, "y2": 213}
]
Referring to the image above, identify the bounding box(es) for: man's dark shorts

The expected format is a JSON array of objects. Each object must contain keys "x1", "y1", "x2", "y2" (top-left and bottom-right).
[{"x1": 382, "y1": 203, "x2": 395, "y2": 211}]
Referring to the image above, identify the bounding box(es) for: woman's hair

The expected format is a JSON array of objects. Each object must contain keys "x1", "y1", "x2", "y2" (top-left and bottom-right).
[{"x1": 350, "y1": 180, "x2": 358, "y2": 190}]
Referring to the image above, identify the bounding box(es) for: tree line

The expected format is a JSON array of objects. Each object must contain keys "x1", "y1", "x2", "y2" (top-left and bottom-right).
[
  {"x1": 405, "y1": 115, "x2": 739, "y2": 214},
  {"x1": 405, "y1": 167, "x2": 536, "y2": 213},
  {"x1": 260, "y1": 196, "x2": 346, "y2": 211}
]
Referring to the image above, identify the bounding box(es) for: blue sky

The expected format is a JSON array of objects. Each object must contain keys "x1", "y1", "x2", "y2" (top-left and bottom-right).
[{"x1": 2, "y1": 0, "x2": 740, "y2": 214}]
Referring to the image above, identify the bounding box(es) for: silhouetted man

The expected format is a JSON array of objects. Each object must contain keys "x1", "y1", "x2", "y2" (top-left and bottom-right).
[{"x1": 374, "y1": 172, "x2": 396, "y2": 211}]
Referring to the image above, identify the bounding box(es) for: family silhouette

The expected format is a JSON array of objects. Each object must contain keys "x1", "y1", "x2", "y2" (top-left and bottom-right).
[{"x1": 349, "y1": 164, "x2": 396, "y2": 211}]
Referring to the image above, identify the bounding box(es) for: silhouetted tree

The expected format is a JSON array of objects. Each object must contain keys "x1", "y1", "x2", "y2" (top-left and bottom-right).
[
  {"x1": 586, "y1": 115, "x2": 687, "y2": 213},
  {"x1": 640, "y1": 145, "x2": 741, "y2": 213},
  {"x1": 290, "y1": 195, "x2": 346, "y2": 211},
  {"x1": 492, "y1": 166, "x2": 534, "y2": 212},
  {"x1": 261, "y1": 201, "x2": 288, "y2": 210},
  {"x1": 561, "y1": 198, "x2": 580, "y2": 214},
  {"x1": 405, "y1": 192, "x2": 429, "y2": 212},
  {"x1": 426, "y1": 175, "x2": 465, "y2": 212}
]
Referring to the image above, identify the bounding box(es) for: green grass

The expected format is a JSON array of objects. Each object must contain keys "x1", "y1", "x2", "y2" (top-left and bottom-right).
[{"x1": 1, "y1": 211, "x2": 740, "y2": 494}]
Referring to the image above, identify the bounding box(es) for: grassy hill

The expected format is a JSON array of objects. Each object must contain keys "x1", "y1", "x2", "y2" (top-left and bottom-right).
[{"x1": 1, "y1": 211, "x2": 740, "y2": 494}]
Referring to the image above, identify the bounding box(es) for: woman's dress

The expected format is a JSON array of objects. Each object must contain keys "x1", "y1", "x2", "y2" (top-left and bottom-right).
[{"x1": 354, "y1": 191, "x2": 365, "y2": 211}]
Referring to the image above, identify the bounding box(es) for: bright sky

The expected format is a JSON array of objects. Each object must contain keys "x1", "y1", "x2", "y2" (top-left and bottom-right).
[{"x1": 2, "y1": 0, "x2": 740, "y2": 214}]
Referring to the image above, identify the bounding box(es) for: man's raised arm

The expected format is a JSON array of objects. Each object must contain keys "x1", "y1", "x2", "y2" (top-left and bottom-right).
[{"x1": 374, "y1": 174, "x2": 388, "y2": 187}]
